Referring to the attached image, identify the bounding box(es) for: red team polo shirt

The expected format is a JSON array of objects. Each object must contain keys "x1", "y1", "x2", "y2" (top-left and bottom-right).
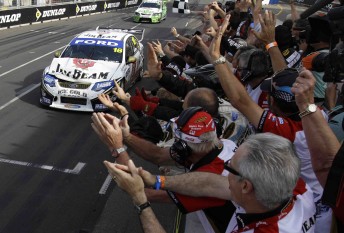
[
  {"x1": 257, "y1": 110, "x2": 332, "y2": 233},
  {"x1": 167, "y1": 139, "x2": 237, "y2": 233}
]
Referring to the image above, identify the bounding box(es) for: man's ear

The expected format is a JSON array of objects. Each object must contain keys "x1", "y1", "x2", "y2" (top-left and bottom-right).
[{"x1": 241, "y1": 179, "x2": 253, "y2": 194}]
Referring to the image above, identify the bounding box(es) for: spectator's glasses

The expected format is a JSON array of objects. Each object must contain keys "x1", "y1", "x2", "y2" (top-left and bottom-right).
[
  {"x1": 234, "y1": 67, "x2": 250, "y2": 81},
  {"x1": 224, "y1": 160, "x2": 242, "y2": 177}
]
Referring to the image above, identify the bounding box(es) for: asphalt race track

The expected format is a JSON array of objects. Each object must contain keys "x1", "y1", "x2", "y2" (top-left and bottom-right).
[{"x1": 0, "y1": 2, "x2": 305, "y2": 233}]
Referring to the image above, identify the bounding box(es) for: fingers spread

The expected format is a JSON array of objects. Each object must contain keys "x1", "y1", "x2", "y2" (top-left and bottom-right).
[{"x1": 147, "y1": 42, "x2": 158, "y2": 63}]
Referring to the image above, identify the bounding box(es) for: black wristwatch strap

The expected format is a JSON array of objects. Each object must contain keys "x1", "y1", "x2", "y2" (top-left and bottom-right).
[{"x1": 135, "y1": 201, "x2": 151, "y2": 215}]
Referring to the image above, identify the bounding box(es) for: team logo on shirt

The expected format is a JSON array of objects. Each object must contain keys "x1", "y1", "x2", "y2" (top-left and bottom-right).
[
  {"x1": 278, "y1": 118, "x2": 284, "y2": 124},
  {"x1": 302, "y1": 214, "x2": 316, "y2": 232}
]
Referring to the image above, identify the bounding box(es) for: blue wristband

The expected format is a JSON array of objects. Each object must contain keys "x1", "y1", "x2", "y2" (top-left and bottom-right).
[{"x1": 154, "y1": 175, "x2": 161, "y2": 190}]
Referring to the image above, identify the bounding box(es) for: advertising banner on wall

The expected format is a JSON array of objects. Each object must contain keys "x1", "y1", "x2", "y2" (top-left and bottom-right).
[
  {"x1": 35, "y1": 5, "x2": 71, "y2": 21},
  {"x1": 103, "y1": 1, "x2": 122, "y2": 11},
  {"x1": 0, "y1": 0, "x2": 141, "y2": 28},
  {"x1": 0, "y1": 10, "x2": 24, "y2": 27}
]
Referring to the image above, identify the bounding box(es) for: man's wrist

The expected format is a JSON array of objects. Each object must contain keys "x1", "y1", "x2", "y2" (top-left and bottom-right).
[
  {"x1": 265, "y1": 41, "x2": 278, "y2": 50},
  {"x1": 297, "y1": 103, "x2": 309, "y2": 111},
  {"x1": 123, "y1": 132, "x2": 131, "y2": 141},
  {"x1": 132, "y1": 192, "x2": 148, "y2": 206},
  {"x1": 299, "y1": 103, "x2": 317, "y2": 118}
]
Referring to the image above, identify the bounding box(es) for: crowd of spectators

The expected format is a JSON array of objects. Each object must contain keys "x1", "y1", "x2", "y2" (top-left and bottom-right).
[{"x1": 91, "y1": 0, "x2": 344, "y2": 232}]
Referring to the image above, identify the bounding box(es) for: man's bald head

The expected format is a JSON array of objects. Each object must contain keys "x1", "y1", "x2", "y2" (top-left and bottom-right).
[{"x1": 183, "y1": 88, "x2": 219, "y2": 117}]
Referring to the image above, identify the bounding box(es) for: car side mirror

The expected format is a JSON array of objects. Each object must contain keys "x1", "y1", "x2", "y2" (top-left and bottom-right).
[
  {"x1": 127, "y1": 56, "x2": 136, "y2": 64},
  {"x1": 54, "y1": 50, "x2": 62, "y2": 58}
]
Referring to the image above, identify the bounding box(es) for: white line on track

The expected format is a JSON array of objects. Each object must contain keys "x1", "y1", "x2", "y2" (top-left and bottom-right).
[
  {"x1": 0, "y1": 83, "x2": 40, "y2": 111},
  {"x1": 131, "y1": 23, "x2": 141, "y2": 29},
  {"x1": 0, "y1": 158, "x2": 86, "y2": 174},
  {"x1": 99, "y1": 174, "x2": 113, "y2": 194},
  {"x1": 0, "y1": 46, "x2": 65, "y2": 78},
  {"x1": 0, "y1": 47, "x2": 66, "y2": 111}
]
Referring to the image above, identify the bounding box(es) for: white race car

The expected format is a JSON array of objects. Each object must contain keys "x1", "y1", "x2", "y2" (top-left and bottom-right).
[{"x1": 40, "y1": 27, "x2": 144, "y2": 112}]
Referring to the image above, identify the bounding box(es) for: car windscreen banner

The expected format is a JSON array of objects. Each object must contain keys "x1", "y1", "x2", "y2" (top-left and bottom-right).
[{"x1": 70, "y1": 38, "x2": 124, "y2": 48}]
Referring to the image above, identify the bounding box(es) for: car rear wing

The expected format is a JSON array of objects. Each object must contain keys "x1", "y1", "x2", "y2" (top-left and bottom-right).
[{"x1": 96, "y1": 27, "x2": 145, "y2": 42}]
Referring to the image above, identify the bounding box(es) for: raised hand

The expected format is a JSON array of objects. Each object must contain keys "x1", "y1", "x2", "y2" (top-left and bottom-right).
[
  {"x1": 98, "y1": 93, "x2": 114, "y2": 109},
  {"x1": 147, "y1": 42, "x2": 163, "y2": 80},
  {"x1": 91, "y1": 112, "x2": 124, "y2": 152},
  {"x1": 171, "y1": 27, "x2": 178, "y2": 37},
  {"x1": 112, "y1": 81, "x2": 130, "y2": 102},
  {"x1": 152, "y1": 40, "x2": 164, "y2": 56},
  {"x1": 104, "y1": 160, "x2": 147, "y2": 204},
  {"x1": 291, "y1": 69, "x2": 315, "y2": 111},
  {"x1": 251, "y1": 10, "x2": 276, "y2": 45},
  {"x1": 209, "y1": 14, "x2": 230, "y2": 62}
]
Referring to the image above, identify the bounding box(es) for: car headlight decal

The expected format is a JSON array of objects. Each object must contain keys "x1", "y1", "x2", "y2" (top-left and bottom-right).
[
  {"x1": 92, "y1": 80, "x2": 114, "y2": 92},
  {"x1": 43, "y1": 74, "x2": 56, "y2": 87}
]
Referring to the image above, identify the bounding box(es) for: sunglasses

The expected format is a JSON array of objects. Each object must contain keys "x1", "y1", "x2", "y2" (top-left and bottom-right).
[{"x1": 224, "y1": 160, "x2": 242, "y2": 177}]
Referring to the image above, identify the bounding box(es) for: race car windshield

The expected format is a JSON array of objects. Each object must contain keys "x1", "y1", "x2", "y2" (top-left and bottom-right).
[
  {"x1": 61, "y1": 44, "x2": 123, "y2": 62},
  {"x1": 140, "y1": 2, "x2": 160, "y2": 8}
]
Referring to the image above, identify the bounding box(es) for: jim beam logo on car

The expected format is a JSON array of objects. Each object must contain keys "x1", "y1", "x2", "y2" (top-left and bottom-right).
[
  {"x1": 76, "y1": 4, "x2": 97, "y2": 14},
  {"x1": 104, "y1": 1, "x2": 120, "y2": 10},
  {"x1": 55, "y1": 63, "x2": 109, "y2": 79},
  {"x1": 36, "y1": 8, "x2": 66, "y2": 21},
  {"x1": 0, "y1": 13, "x2": 21, "y2": 24}
]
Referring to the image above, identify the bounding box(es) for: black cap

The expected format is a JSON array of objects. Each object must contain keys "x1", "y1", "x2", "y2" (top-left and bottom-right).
[
  {"x1": 165, "y1": 55, "x2": 186, "y2": 75},
  {"x1": 179, "y1": 45, "x2": 199, "y2": 59},
  {"x1": 261, "y1": 68, "x2": 298, "y2": 102},
  {"x1": 221, "y1": 37, "x2": 247, "y2": 56},
  {"x1": 308, "y1": 14, "x2": 332, "y2": 44},
  {"x1": 275, "y1": 25, "x2": 292, "y2": 50}
]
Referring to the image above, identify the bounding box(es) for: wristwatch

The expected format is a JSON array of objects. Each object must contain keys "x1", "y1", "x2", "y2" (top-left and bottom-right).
[
  {"x1": 134, "y1": 201, "x2": 151, "y2": 215},
  {"x1": 299, "y1": 104, "x2": 317, "y2": 118},
  {"x1": 158, "y1": 53, "x2": 165, "y2": 58},
  {"x1": 115, "y1": 147, "x2": 126, "y2": 154},
  {"x1": 111, "y1": 147, "x2": 126, "y2": 158},
  {"x1": 213, "y1": 56, "x2": 226, "y2": 66}
]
